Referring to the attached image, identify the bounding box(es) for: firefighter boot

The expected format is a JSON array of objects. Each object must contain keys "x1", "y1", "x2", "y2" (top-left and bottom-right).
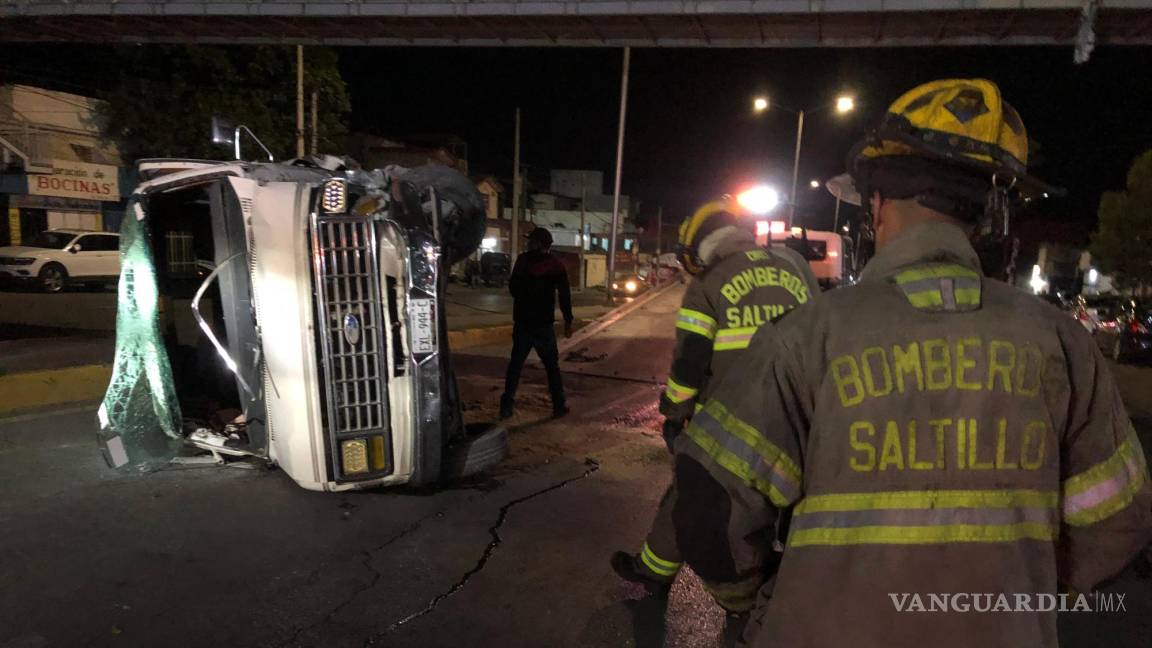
[{"x1": 610, "y1": 550, "x2": 675, "y2": 595}]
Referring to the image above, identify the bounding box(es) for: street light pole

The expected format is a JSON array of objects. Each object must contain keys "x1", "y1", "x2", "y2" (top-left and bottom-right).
[
  {"x1": 579, "y1": 186, "x2": 586, "y2": 290},
  {"x1": 607, "y1": 46, "x2": 631, "y2": 304},
  {"x1": 511, "y1": 107, "x2": 521, "y2": 259},
  {"x1": 653, "y1": 205, "x2": 663, "y2": 288},
  {"x1": 788, "y1": 109, "x2": 805, "y2": 228},
  {"x1": 295, "y1": 45, "x2": 305, "y2": 158}
]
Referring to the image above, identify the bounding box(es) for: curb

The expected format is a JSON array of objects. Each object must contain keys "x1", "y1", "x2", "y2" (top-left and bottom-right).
[
  {"x1": 559, "y1": 281, "x2": 679, "y2": 353},
  {"x1": 0, "y1": 363, "x2": 111, "y2": 417}
]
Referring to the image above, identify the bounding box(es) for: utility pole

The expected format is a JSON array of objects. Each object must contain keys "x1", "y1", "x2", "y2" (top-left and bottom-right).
[
  {"x1": 295, "y1": 46, "x2": 306, "y2": 158},
  {"x1": 787, "y1": 109, "x2": 805, "y2": 228},
  {"x1": 653, "y1": 205, "x2": 663, "y2": 288},
  {"x1": 511, "y1": 107, "x2": 521, "y2": 259},
  {"x1": 606, "y1": 46, "x2": 631, "y2": 303},
  {"x1": 310, "y1": 91, "x2": 319, "y2": 155},
  {"x1": 578, "y1": 186, "x2": 587, "y2": 290}
]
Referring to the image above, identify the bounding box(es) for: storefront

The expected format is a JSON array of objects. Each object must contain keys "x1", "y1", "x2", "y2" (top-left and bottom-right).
[{"x1": 1, "y1": 159, "x2": 131, "y2": 246}]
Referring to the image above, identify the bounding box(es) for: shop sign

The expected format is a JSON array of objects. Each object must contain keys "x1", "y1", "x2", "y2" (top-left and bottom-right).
[{"x1": 28, "y1": 159, "x2": 120, "y2": 202}]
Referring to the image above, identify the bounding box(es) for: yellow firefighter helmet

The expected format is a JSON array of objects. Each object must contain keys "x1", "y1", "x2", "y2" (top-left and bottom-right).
[
  {"x1": 676, "y1": 199, "x2": 753, "y2": 275},
  {"x1": 852, "y1": 78, "x2": 1031, "y2": 181}
]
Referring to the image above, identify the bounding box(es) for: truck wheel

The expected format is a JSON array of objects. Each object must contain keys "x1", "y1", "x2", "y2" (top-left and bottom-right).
[
  {"x1": 38, "y1": 263, "x2": 68, "y2": 293},
  {"x1": 443, "y1": 423, "x2": 508, "y2": 479}
]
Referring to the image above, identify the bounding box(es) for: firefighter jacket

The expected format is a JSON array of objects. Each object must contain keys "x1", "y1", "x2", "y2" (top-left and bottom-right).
[
  {"x1": 660, "y1": 234, "x2": 818, "y2": 421},
  {"x1": 672, "y1": 222, "x2": 1152, "y2": 647}
]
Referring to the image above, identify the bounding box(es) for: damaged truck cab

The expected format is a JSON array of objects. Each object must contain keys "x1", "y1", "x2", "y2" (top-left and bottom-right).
[{"x1": 97, "y1": 158, "x2": 502, "y2": 491}]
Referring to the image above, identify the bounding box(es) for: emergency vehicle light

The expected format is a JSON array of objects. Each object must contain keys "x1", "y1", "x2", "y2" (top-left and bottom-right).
[{"x1": 736, "y1": 186, "x2": 780, "y2": 215}]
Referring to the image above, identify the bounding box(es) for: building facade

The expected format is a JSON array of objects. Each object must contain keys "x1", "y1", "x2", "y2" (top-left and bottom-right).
[{"x1": 0, "y1": 84, "x2": 132, "y2": 246}]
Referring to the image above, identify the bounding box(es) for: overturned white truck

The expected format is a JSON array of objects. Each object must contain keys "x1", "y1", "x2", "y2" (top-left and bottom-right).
[{"x1": 97, "y1": 157, "x2": 506, "y2": 491}]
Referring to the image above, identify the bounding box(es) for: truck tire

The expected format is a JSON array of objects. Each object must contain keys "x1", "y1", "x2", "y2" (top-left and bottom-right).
[
  {"x1": 443, "y1": 423, "x2": 509, "y2": 479},
  {"x1": 395, "y1": 165, "x2": 486, "y2": 265},
  {"x1": 38, "y1": 263, "x2": 68, "y2": 293}
]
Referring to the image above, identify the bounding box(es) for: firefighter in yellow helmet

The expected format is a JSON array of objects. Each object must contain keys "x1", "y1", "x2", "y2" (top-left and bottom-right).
[
  {"x1": 610, "y1": 197, "x2": 819, "y2": 610},
  {"x1": 671, "y1": 79, "x2": 1152, "y2": 647}
]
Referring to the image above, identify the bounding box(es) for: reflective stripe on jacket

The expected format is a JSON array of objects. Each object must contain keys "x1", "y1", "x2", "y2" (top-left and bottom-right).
[
  {"x1": 673, "y1": 223, "x2": 1152, "y2": 648},
  {"x1": 660, "y1": 236, "x2": 819, "y2": 420}
]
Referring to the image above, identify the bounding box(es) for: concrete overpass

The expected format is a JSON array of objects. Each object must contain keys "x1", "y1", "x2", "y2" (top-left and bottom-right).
[{"x1": 0, "y1": 1, "x2": 1151, "y2": 47}]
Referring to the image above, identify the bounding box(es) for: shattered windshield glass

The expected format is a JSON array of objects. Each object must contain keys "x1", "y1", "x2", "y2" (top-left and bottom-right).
[{"x1": 97, "y1": 209, "x2": 183, "y2": 472}]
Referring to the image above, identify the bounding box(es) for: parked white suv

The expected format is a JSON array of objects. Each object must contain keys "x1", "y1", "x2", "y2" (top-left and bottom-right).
[{"x1": 0, "y1": 229, "x2": 121, "y2": 292}]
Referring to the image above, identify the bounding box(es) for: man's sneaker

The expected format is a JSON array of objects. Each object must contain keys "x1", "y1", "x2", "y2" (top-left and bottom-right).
[
  {"x1": 499, "y1": 396, "x2": 514, "y2": 420},
  {"x1": 552, "y1": 406, "x2": 570, "y2": 419},
  {"x1": 610, "y1": 551, "x2": 672, "y2": 594}
]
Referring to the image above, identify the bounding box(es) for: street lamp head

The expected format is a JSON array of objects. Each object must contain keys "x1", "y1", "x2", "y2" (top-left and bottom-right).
[
  {"x1": 753, "y1": 97, "x2": 769, "y2": 113},
  {"x1": 836, "y1": 95, "x2": 856, "y2": 114},
  {"x1": 809, "y1": 179, "x2": 820, "y2": 189}
]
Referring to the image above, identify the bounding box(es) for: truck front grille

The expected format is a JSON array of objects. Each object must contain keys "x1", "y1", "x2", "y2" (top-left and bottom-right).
[{"x1": 309, "y1": 212, "x2": 391, "y2": 479}]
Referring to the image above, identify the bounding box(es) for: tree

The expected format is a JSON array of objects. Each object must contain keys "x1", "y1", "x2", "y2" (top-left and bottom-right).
[
  {"x1": 1090, "y1": 150, "x2": 1152, "y2": 292},
  {"x1": 95, "y1": 45, "x2": 349, "y2": 163}
]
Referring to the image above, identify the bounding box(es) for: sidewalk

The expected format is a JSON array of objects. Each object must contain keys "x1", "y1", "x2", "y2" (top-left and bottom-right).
[
  {"x1": 444, "y1": 283, "x2": 613, "y2": 330},
  {"x1": 0, "y1": 285, "x2": 620, "y2": 415}
]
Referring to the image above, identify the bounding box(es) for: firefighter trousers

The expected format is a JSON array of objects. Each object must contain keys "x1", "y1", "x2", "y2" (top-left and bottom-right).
[{"x1": 638, "y1": 481, "x2": 683, "y2": 583}]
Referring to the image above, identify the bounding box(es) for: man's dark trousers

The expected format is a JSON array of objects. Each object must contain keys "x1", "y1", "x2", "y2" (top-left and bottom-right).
[{"x1": 501, "y1": 324, "x2": 565, "y2": 413}]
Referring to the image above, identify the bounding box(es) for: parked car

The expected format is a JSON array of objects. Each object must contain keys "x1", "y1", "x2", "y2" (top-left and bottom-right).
[
  {"x1": 0, "y1": 228, "x2": 120, "y2": 292},
  {"x1": 1070, "y1": 295, "x2": 1123, "y2": 333},
  {"x1": 476, "y1": 251, "x2": 511, "y2": 287},
  {"x1": 1093, "y1": 299, "x2": 1152, "y2": 363}
]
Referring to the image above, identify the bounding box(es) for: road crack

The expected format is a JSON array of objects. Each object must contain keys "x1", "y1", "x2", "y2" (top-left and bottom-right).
[
  {"x1": 277, "y1": 508, "x2": 445, "y2": 647},
  {"x1": 367, "y1": 458, "x2": 601, "y2": 644}
]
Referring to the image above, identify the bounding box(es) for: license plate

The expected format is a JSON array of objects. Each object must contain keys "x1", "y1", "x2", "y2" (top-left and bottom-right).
[{"x1": 410, "y1": 298, "x2": 437, "y2": 354}]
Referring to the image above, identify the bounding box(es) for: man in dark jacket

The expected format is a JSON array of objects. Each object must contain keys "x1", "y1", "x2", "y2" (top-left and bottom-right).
[{"x1": 500, "y1": 227, "x2": 574, "y2": 419}]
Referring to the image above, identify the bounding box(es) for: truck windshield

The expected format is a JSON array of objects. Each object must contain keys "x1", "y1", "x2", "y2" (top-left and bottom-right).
[{"x1": 24, "y1": 232, "x2": 77, "y2": 249}]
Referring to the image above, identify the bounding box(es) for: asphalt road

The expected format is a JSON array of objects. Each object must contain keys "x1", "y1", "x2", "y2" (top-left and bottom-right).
[
  {"x1": 0, "y1": 286, "x2": 724, "y2": 648},
  {"x1": 1, "y1": 285, "x2": 1151, "y2": 648}
]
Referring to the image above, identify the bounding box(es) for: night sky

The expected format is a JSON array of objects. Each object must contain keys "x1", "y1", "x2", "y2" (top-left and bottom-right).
[
  {"x1": 3, "y1": 43, "x2": 1151, "y2": 242},
  {"x1": 342, "y1": 46, "x2": 1152, "y2": 239}
]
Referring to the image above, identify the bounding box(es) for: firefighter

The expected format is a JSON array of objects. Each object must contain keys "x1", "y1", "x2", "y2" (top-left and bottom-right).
[
  {"x1": 610, "y1": 198, "x2": 819, "y2": 609},
  {"x1": 671, "y1": 79, "x2": 1152, "y2": 647}
]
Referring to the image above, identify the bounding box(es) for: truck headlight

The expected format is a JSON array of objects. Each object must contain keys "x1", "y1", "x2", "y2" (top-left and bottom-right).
[
  {"x1": 322, "y1": 179, "x2": 348, "y2": 213},
  {"x1": 341, "y1": 438, "x2": 369, "y2": 475},
  {"x1": 625, "y1": 280, "x2": 637, "y2": 293}
]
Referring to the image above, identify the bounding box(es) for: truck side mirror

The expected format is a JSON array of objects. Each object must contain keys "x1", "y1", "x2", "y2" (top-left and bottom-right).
[
  {"x1": 210, "y1": 115, "x2": 273, "y2": 162},
  {"x1": 210, "y1": 115, "x2": 236, "y2": 147}
]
